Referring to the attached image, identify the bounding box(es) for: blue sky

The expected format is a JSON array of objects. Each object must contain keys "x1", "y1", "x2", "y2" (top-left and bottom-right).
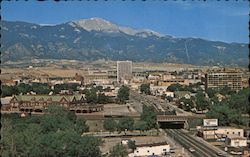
[{"x1": 2, "y1": 1, "x2": 249, "y2": 43}]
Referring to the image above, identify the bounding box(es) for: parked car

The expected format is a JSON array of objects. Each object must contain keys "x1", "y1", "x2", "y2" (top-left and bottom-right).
[{"x1": 189, "y1": 148, "x2": 196, "y2": 152}]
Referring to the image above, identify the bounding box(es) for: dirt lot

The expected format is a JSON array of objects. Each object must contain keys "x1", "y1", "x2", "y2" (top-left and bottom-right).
[
  {"x1": 104, "y1": 104, "x2": 137, "y2": 115},
  {"x1": 100, "y1": 135, "x2": 167, "y2": 154},
  {"x1": 1, "y1": 67, "x2": 88, "y2": 79}
]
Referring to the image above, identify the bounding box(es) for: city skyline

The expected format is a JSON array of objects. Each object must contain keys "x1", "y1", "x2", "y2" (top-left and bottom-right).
[{"x1": 2, "y1": 1, "x2": 249, "y2": 43}]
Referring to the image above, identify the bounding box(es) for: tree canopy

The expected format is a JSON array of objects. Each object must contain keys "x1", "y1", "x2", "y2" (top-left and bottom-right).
[
  {"x1": 103, "y1": 118, "x2": 117, "y2": 133},
  {"x1": 0, "y1": 106, "x2": 101, "y2": 157},
  {"x1": 140, "y1": 105, "x2": 157, "y2": 129},
  {"x1": 117, "y1": 117, "x2": 134, "y2": 132},
  {"x1": 206, "y1": 102, "x2": 243, "y2": 126},
  {"x1": 109, "y1": 144, "x2": 128, "y2": 157},
  {"x1": 117, "y1": 85, "x2": 130, "y2": 103},
  {"x1": 140, "y1": 84, "x2": 151, "y2": 95}
]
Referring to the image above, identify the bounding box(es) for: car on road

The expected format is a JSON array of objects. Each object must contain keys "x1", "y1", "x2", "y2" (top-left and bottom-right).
[
  {"x1": 188, "y1": 148, "x2": 196, "y2": 152},
  {"x1": 216, "y1": 152, "x2": 227, "y2": 156},
  {"x1": 230, "y1": 151, "x2": 242, "y2": 155}
]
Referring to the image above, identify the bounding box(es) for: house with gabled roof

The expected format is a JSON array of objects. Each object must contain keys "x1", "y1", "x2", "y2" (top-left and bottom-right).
[{"x1": 8, "y1": 94, "x2": 103, "y2": 113}]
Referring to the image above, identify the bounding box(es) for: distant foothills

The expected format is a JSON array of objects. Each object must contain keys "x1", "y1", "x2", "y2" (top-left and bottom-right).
[{"x1": 1, "y1": 18, "x2": 248, "y2": 67}]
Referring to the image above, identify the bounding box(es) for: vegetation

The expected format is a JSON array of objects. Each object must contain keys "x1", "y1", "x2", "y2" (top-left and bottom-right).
[
  {"x1": 179, "y1": 97, "x2": 195, "y2": 111},
  {"x1": 117, "y1": 117, "x2": 134, "y2": 133},
  {"x1": 0, "y1": 106, "x2": 101, "y2": 157},
  {"x1": 109, "y1": 144, "x2": 128, "y2": 157},
  {"x1": 53, "y1": 84, "x2": 77, "y2": 94},
  {"x1": 228, "y1": 87, "x2": 249, "y2": 114},
  {"x1": 97, "y1": 93, "x2": 111, "y2": 104},
  {"x1": 117, "y1": 85, "x2": 130, "y2": 103},
  {"x1": 206, "y1": 102, "x2": 243, "y2": 126},
  {"x1": 133, "y1": 120, "x2": 148, "y2": 133},
  {"x1": 85, "y1": 88, "x2": 98, "y2": 104},
  {"x1": 127, "y1": 140, "x2": 136, "y2": 150},
  {"x1": 140, "y1": 105, "x2": 157, "y2": 129},
  {"x1": 140, "y1": 84, "x2": 151, "y2": 95},
  {"x1": 2, "y1": 83, "x2": 51, "y2": 96},
  {"x1": 103, "y1": 118, "x2": 117, "y2": 133},
  {"x1": 167, "y1": 83, "x2": 183, "y2": 92},
  {"x1": 195, "y1": 92, "x2": 210, "y2": 112},
  {"x1": 167, "y1": 83, "x2": 202, "y2": 93}
]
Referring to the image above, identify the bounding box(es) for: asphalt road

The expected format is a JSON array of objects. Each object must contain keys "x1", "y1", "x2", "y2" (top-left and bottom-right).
[
  {"x1": 165, "y1": 129, "x2": 227, "y2": 157},
  {"x1": 130, "y1": 90, "x2": 192, "y2": 116}
]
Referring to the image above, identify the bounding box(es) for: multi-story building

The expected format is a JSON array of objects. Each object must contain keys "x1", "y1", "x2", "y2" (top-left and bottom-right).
[
  {"x1": 117, "y1": 61, "x2": 132, "y2": 83},
  {"x1": 205, "y1": 69, "x2": 243, "y2": 91}
]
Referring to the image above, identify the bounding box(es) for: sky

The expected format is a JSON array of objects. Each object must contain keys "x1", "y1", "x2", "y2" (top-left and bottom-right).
[{"x1": 2, "y1": 1, "x2": 249, "y2": 43}]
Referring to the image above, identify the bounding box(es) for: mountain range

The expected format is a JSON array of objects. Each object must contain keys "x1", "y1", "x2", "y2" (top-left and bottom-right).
[{"x1": 1, "y1": 18, "x2": 248, "y2": 67}]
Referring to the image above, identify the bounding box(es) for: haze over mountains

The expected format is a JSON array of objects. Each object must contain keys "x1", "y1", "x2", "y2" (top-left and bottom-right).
[{"x1": 1, "y1": 18, "x2": 248, "y2": 67}]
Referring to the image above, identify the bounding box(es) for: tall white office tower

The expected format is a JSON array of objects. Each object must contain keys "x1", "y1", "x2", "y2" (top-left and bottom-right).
[{"x1": 117, "y1": 61, "x2": 132, "y2": 84}]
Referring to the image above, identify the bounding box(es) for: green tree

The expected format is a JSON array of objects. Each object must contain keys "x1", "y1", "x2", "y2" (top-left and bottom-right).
[
  {"x1": 117, "y1": 85, "x2": 130, "y2": 103},
  {"x1": 140, "y1": 105, "x2": 157, "y2": 129},
  {"x1": 97, "y1": 93, "x2": 110, "y2": 104},
  {"x1": 167, "y1": 83, "x2": 183, "y2": 92},
  {"x1": 206, "y1": 102, "x2": 243, "y2": 126},
  {"x1": 127, "y1": 140, "x2": 136, "y2": 150},
  {"x1": 117, "y1": 117, "x2": 134, "y2": 133},
  {"x1": 140, "y1": 84, "x2": 151, "y2": 95},
  {"x1": 95, "y1": 86, "x2": 104, "y2": 92},
  {"x1": 219, "y1": 86, "x2": 236, "y2": 96},
  {"x1": 179, "y1": 97, "x2": 194, "y2": 111},
  {"x1": 85, "y1": 89, "x2": 98, "y2": 104},
  {"x1": 17, "y1": 83, "x2": 32, "y2": 94},
  {"x1": 103, "y1": 118, "x2": 117, "y2": 133},
  {"x1": 166, "y1": 96, "x2": 173, "y2": 102},
  {"x1": 206, "y1": 88, "x2": 218, "y2": 98},
  {"x1": 109, "y1": 144, "x2": 128, "y2": 157},
  {"x1": 1, "y1": 85, "x2": 18, "y2": 97},
  {"x1": 195, "y1": 92, "x2": 210, "y2": 112},
  {"x1": 0, "y1": 106, "x2": 101, "y2": 157},
  {"x1": 228, "y1": 87, "x2": 249, "y2": 114},
  {"x1": 32, "y1": 83, "x2": 50, "y2": 94},
  {"x1": 75, "y1": 118, "x2": 89, "y2": 134},
  {"x1": 134, "y1": 120, "x2": 148, "y2": 133}
]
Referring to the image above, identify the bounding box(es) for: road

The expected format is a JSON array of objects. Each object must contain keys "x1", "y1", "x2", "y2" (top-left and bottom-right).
[
  {"x1": 165, "y1": 129, "x2": 228, "y2": 157},
  {"x1": 130, "y1": 90, "x2": 192, "y2": 116}
]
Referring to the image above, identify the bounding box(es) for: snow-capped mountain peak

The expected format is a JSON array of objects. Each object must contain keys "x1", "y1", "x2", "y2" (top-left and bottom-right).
[{"x1": 68, "y1": 17, "x2": 166, "y2": 38}]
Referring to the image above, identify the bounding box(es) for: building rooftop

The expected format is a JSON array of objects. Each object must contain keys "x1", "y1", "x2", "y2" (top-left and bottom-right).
[
  {"x1": 13, "y1": 94, "x2": 85, "y2": 102},
  {"x1": 135, "y1": 142, "x2": 169, "y2": 147}
]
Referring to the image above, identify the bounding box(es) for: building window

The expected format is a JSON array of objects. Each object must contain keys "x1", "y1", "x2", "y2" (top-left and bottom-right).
[
  {"x1": 163, "y1": 149, "x2": 166, "y2": 151},
  {"x1": 147, "y1": 150, "x2": 150, "y2": 153}
]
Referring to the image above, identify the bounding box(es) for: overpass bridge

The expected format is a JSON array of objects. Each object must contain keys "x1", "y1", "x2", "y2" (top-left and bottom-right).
[
  {"x1": 156, "y1": 114, "x2": 206, "y2": 129},
  {"x1": 157, "y1": 114, "x2": 206, "y2": 122}
]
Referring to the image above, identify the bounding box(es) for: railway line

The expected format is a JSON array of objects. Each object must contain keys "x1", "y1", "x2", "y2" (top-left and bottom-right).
[{"x1": 165, "y1": 129, "x2": 225, "y2": 157}]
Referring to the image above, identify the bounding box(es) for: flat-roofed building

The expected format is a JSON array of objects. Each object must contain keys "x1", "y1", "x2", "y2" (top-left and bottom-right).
[
  {"x1": 130, "y1": 142, "x2": 170, "y2": 157},
  {"x1": 198, "y1": 127, "x2": 244, "y2": 140},
  {"x1": 205, "y1": 69, "x2": 243, "y2": 91},
  {"x1": 226, "y1": 135, "x2": 247, "y2": 147},
  {"x1": 117, "y1": 61, "x2": 132, "y2": 83}
]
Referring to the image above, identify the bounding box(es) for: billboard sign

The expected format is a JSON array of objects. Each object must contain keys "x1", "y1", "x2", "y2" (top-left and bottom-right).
[{"x1": 203, "y1": 119, "x2": 218, "y2": 127}]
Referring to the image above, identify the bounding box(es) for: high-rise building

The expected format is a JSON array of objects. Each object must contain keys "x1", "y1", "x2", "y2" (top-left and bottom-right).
[
  {"x1": 205, "y1": 69, "x2": 243, "y2": 91},
  {"x1": 117, "y1": 61, "x2": 132, "y2": 83}
]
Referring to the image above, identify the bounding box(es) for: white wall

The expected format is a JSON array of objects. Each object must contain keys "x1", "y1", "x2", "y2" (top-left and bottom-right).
[
  {"x1": 133, "y1": 144, "x2": 170, "y2": 156},
  {"x1": 203, "y1": 128, "x2": 244, "y2": 139},
  {"x1": 230, "y1": 139, "x2": 247, "y2": 147}
]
